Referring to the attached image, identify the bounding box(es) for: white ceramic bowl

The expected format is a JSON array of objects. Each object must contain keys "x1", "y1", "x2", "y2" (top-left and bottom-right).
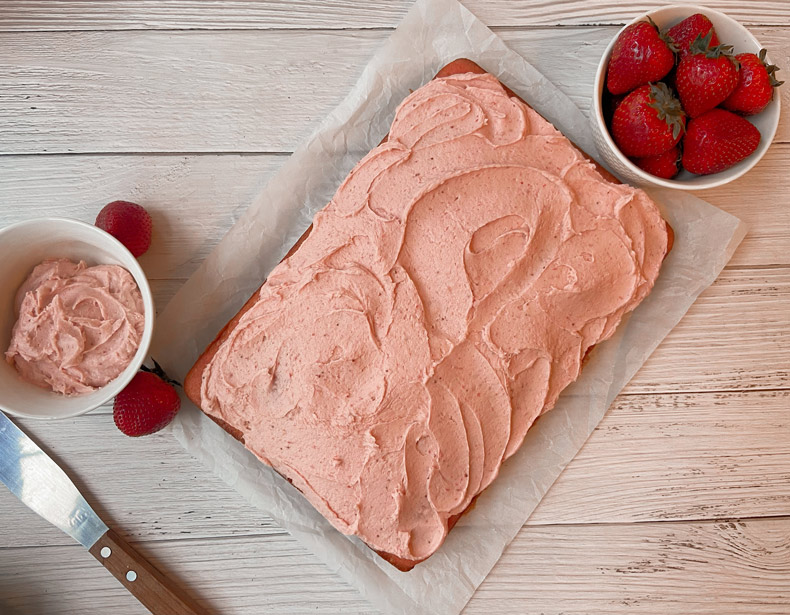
[
  {"x1": 0, "y1": 218, "x2": 154, "y2": 419},
  {"x1": 591, "y1": 4, "x2": 781, "y2": 190}
]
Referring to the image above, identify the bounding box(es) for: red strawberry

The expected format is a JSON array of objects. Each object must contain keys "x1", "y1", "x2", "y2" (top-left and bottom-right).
[
  {"x1": 723, "y1": 48, "x2": 784, "y2": 115},
  {"x1": 95, "y1": 200, "x2": 152, "y2": 257},
  {"x1": 682, "y1": 109, "x2": 760, "y2": 175},
  {"x1": 607, "y1": 19, "x2": 675, "y2": 95},
  {"x1": 664, "y1": 13, "x2": 720, "y2": 59},
  {"x1": 676, "y1": 32, "x2": 739, "y2": 118},
  {"x1": 113, "y1": 362, "x2": 181, "y2": 437},
  {"x1": 611, "y1": 83, "x2": 686, "y2": 158},
  {"x1": 632, "y1": 146, "x2": 681, "y2": 179}
]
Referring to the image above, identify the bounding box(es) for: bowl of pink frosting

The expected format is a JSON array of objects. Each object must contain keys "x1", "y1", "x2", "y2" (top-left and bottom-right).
[{"x1": 0, "y1": 217, "x2": 154, "y2": 419}]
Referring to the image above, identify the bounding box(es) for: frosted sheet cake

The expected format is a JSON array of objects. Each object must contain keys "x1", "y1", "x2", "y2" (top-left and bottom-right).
[{"x1": 185, "y1": 59, "x2": 672, "y2": 571}]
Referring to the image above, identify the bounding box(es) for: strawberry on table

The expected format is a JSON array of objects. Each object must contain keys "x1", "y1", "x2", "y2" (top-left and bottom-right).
[
  {"x1": 113, "y1": 361, "x2": 181, "y2": 437},
  {"x1": 682, "y1": 108, "x2": 761, "y2": 175},
  {"x1": 723, "y1": 48, "x2": 784, "y2": 115},
  {"x1": 632, "y1": 145, "x2": 681, "y2": 179},
  {"x1": 95, "y1": 200, "x2": 153, "y2": 258},
  {"x1": 676, "y1": 32, "x2": 740, "y2": 118},
  {"x1": 664, "y1": 13, "x2": 720, "y2": 59},
  {"x1": 607, "y1": 19, "x2": 675, "y2": 95},
  {"x1": 611, "y1": 82, "x2": 686, "y2": 158}
]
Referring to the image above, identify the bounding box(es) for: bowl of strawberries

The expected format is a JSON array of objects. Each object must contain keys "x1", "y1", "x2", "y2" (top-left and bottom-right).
[{"x1": 592, "y1": 4, "x2": 783, "y2": 189}]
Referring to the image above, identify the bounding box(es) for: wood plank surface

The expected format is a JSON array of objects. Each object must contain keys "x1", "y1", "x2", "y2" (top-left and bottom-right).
[
  {"x1": 470, "y1": 518, "x2": 790, "y2": 615},
  {"x1": 530, "y1": 390, "x2": 790, "y2": 525},
  {"x1": 1, "y1": 149, "x2": 789, "y2": 272},
  {"x1": 3, "y1": 388, "x2": 787, "y2": 549},
  {"x1": 1, "y1": 27, "x2": 787, "y2": 155},
  {"x1": 1, "y1": 148, "x2": 789, "y2": 270},
  {"x1": 0, "y1": 535, "x2": 374, "y2": 615},
  {"x1": 1, "y1": 1, "x2": 789, "y2": 613},
  {"x1": 2, "y1": 155, "x2": 789, "y2": 396},
  {"x1": 0, "y1": 412, "x2": 285, "y2": 549},
  {"x1": 1, "y1": 0, "x2": 789, "y2": 30},
  {"x1": 625, "y1": 267, "x2": 790, "y2": 394},
  {"x1": 2, "y1": 517, "x2": 788, "y2": 615},
  {"x1": 0, "y1": 154, "x2": 288, "y2": 281},
  {"x1": 704, "y1": 144, "x2": 790, "y2": 268}
]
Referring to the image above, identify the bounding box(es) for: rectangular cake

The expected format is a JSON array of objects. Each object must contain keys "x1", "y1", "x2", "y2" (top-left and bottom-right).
[{"x1": 185, "y1": 59, "x2": 672, "y2": 571}]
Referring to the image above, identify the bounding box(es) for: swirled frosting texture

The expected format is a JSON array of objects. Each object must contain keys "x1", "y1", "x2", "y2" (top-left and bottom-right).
[
  {"x1": 6, "y1": 258, "x2": 144, "y2": 396},
  {"x1": 200, "y1": 72, "x2": 669, "y2": 562}
]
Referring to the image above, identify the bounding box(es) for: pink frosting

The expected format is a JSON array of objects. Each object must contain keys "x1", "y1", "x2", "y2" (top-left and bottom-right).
[
  {"x1": 6, "y1": 258, "x2": 145, "y2": 396},
  {"x1": 200, "y1": 72, "x2": 669, "y2": 562}
]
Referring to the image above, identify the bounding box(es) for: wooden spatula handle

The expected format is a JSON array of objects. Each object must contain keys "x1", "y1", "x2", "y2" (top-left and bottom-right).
[{"x1": 89, "y1": 529, "x2": 208, "y2": 615}]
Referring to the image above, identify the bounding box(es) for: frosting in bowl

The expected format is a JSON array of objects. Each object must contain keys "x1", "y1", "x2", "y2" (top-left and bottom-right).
[
  {"x1": 199, "y1": 72, "x2": 669, "y2": 562},
  {"x1": 6, "y1": 258, "x2": 145, "y2": 396}
]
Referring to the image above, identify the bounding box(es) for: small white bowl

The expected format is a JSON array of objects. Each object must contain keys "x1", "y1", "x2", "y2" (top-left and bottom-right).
[
  {"x1": 591, "y1": 4, "x2": 782, "y2": 190},
  {"x1": 0, "y1": 218, "x2": 154, "y2": 419}
]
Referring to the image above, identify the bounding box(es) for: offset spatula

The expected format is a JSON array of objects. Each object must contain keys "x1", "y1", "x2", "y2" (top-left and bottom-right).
[{"x1": 0, "y1": 411, "x2": 207, "y2": 615}]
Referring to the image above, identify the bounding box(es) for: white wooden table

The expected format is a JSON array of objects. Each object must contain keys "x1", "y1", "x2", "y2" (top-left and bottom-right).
[{"x1": 1, "y1": 2, "x2": 789, "y2": 613}]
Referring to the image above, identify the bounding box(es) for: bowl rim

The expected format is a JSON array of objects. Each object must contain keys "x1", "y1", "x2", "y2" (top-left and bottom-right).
[
  {"x1": 0, "y1": 216, "x2": 155, "y2": 420},
  {"x1": 592, "y1": 3, "x2": 781, "y2": 190}
]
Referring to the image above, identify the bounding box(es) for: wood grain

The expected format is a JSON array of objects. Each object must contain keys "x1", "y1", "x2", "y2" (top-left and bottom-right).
[
  {"x1": 530, "y1": 390, "x2": 790, "y2": 525},
  {"x1": 0, "y1": 148, "x2": 790, "y2": 270},
  {"x1": 1, "y1": 156, "x2": 788, "y2": 397},
  {"x1": 1, "y1": 0, "x2": 789, "y2": 30},
  {"x1": 468, "y1": 517, "x2": 790, "y2": 615},
  {"x1": 2, "y1": 389, "x2": 787, "y2": 550},
  {"x1": 1, "y1": 518, "x2": 788, "y2": 614},
  {"x1": 0, "y1": 535, "x2": 375, "y2": 615},
  {"x1": 1, "y1": 27, "x2": 787, "y2": 154},
  {"x1": 88, "y1": 529, "x2": 209, "y2": 615},
  {"x1": 0, "y1": 411, "x2": 287, "y2": 549},
  {"x1": 625, "y1": 267, "x2": 790, "y2": 394},
  {"x1": 705, "y1": 143, "x2": 790, "y2": 268},
  {"x1": 0, "y1": 154, "x2": 288, "y2": 281},
  {"x1": 1, "y1": 1, "x2": 789, "y2": 612},
  {"x1": 2, "y1": 149, "x2": 789, "y2": 272}
]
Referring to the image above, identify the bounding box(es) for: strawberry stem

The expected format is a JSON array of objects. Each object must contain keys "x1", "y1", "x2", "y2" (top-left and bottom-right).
[
  {"x1": 690, "y1": 31, "x2": 738, "y2": 67},
  {"x1": 759, "y1": 48, "x2": 785, "y2": 87},
  {"x1": 657, "y1": 22, "x2": 680, "y2": 55},
  {"x1": 646, "y1": 15, "x2": 680, "y2": 54},
  {"x1": 141, "y1": 358, "x2": 182, "y2": 387},
  {"x1": 647, "y1": 82, "x2": 686, "y2": 140}
]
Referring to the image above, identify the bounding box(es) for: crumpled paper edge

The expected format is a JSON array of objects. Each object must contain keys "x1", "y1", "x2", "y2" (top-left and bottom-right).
[{"x1": 152, "y1": 0, "x2": 747, "y2": 613}]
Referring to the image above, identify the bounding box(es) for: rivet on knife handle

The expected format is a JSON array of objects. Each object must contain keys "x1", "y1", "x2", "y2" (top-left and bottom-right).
[{"x1": 89, "y1": 529, "x2": 208, "y2": 615}]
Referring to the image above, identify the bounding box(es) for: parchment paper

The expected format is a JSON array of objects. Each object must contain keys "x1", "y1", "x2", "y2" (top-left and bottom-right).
[{"x1": 152, "y1": 0, "x2": 747, "y2": 613}]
